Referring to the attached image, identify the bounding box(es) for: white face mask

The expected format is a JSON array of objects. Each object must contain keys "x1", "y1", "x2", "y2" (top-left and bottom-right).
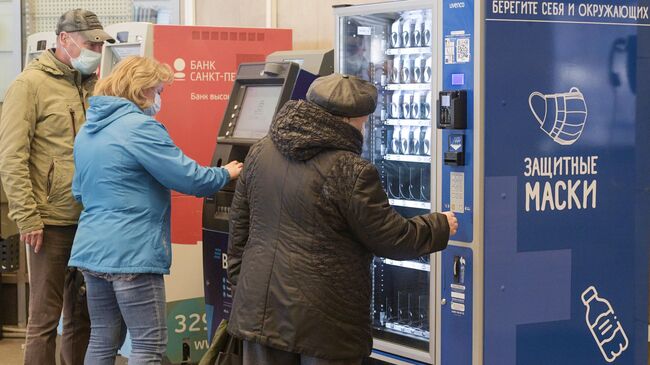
[{"x1": 64, "y1": 37, "x2": 102, "y2": 75}]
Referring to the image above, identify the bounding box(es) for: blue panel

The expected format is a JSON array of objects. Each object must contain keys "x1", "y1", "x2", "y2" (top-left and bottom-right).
[
  {"x1": 484, "y1": 1, "x2": 650, "y2": 364},
  {"x1": 202, "y1": 229, "x2": 232, "y2": 339},
  {"x1": 484, "y1": 177, "x2": 572, "y2": 365},
  {"x1": 290, "y1": 69, "x2": 318, "y2": 101},
  {"x1": 634, "y1": 31, "x2": 650, "y2": 364},
  {"x1": 440, "y1": 0, "x2": 475, "y2": 362},
  {"x1": 441, "y1": 0, "x2": 474, "y2": 243},
  {"x1": 441, "y1": 247, "x2": 473, "y2": 365}
]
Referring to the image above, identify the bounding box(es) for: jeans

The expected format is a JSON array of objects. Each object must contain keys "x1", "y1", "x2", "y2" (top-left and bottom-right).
[
  {"x1": 24, "y1": 225, "x2": 90, "y2": 365},
  {"x1": 83, "y1": 273, "x2": 167, "y2": 365}
]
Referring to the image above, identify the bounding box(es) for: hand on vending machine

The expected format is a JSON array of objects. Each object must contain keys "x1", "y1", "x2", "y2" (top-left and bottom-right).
[
  {"x1": 441, "y1": 211, "x2": 458, "y2": 236},
  {"x1": 223, "y1": 160, "x2": 244, "y2": 180}
]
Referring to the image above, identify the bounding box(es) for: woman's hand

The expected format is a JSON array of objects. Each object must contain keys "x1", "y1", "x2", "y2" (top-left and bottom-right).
[
  {"x1": 442, "y1": 211, "x2": 458, "y2": 236},
  {"x1": 224, "y1": 160, "x2": 244, "y2": 180}
]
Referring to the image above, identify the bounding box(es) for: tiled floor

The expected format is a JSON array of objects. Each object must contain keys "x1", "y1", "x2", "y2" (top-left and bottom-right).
[
  {"x1": 2, "y1": 338, "x2": 650, "y2": 364},
  {"x1": 0, "y1": 338, "x2": 24, "y2": 365}
]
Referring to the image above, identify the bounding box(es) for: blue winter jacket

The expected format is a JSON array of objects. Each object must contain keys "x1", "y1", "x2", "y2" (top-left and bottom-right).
[{"x1": 69, "y1": 96, "x2": 230, "y2": 274}]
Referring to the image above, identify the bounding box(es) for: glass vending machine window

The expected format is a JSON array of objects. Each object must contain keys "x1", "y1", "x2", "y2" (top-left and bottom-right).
[{"x1": 339, "y1": 8, "x2": 434, "y2": 352}]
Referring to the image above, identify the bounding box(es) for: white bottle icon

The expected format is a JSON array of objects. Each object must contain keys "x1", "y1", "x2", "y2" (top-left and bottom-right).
[{"x1": 581, "y1": 286, "x2": 629, "y2": 363}]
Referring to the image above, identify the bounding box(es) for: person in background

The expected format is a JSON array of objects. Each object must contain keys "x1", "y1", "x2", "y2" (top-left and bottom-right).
[
  {"x1": 227, "y1": 73, "x2": 457, "y2": 365},
  {"x1": 0, "y1": 9, "x2": 114, "y2": 365},
  {"x1": 68, "y1": 56, "x2": 243, "y2": 365}
]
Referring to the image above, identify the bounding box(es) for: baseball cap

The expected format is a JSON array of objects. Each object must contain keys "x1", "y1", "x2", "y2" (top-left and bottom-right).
[
  {"x1": 56, "y1": 9, "x2": 115, "y2": 44},
  {"x1": 307, "y1": 73, "x2": 378, "y2": 117}
]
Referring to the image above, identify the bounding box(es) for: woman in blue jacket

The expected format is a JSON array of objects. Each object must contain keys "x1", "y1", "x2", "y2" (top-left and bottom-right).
[{"x1": 69, "y1": 56, "x2": 242, "y2": 365}]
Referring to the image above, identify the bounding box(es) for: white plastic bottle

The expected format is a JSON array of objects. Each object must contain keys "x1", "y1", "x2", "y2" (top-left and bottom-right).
[{"x1": 581, "y1": 286, "x2": 629, "y2": 363}]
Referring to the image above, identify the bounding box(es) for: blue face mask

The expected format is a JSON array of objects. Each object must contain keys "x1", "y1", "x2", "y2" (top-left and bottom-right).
[
  {"x1": 143, "y1": 92, "x2": 162, "y2": 116},
  {"x1": 64, "y1": 37, "x2": 102, "y2": 75}
]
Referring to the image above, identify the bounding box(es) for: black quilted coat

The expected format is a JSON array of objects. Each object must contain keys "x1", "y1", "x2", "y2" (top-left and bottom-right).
[{"x1": 227, "y1": 100, "x2": 449, "y2": 360}]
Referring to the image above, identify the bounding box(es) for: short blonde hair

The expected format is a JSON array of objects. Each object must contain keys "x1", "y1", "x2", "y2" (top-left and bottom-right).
[{"x1": 95, "y1": 56, "x2": 173, "y2": 109}]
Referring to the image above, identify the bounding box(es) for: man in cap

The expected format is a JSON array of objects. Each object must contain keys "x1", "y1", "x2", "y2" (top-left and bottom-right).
[
  {"x1": 226, "y1": 73, "x2": 457, "y2": 364},
  {"x1": 0, "y1": 8, "x2": 114, "y2": 365}
]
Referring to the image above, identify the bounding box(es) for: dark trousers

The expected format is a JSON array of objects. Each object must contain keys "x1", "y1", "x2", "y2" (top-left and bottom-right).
[
  {"x1": 243, "y1": 341, "x2": 362, "y2": 365},
  {"x1": 24, "y1": 225, "x2": 90, "y2": 365}
]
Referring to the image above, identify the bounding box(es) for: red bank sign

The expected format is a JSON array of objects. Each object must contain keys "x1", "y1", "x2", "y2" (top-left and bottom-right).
[{"x1": 154, "y1": 25, "x2": 292, "y2": 244}]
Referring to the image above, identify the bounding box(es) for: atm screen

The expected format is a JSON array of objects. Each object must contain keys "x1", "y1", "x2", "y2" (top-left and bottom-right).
[
  {"x1": 284, "y1": 58, "x2": 304, "y2": 66},
  {"x1": 232, "y1": 85, "x2": 283, "y2": 139},
  {"x1": 111, "y1": 45, "x2": 141, "y2": 63}
]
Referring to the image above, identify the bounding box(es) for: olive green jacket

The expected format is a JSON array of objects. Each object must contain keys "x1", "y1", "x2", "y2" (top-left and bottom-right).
[{"x1": 0, "y1": 50, "x2": 96, "y2": 233}]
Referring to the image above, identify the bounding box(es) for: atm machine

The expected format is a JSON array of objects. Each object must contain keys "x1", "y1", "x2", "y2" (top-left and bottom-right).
[
  {"x1": 266, "y1": 49, "x2": 335, "y2": 79},
  {"x1": 335, "y1": 1, "x2": 650, "y2": 365},
  {"x1": 24, "y1": 32, "x2": 57, "y2": 67},
  {"x1": 202, "y1": 50, "x2": 333, "y2": 338},
  {"x1": 201, "y1": 61, "x2": 300, "y2": 337},
  {"x1": 203, "y1": 61, "x2": 300, "y2": 226},
  {"x1": 99, "y1": 22, "x2": 153, "y2": 77},
  {"x1": 265, "y1": 49, "x2": 334, "y2": 102}
]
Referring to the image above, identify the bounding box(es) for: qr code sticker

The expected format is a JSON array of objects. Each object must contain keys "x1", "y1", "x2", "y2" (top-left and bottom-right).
[{"x1": 456, "y1": 38, "x2": 470, "y2": 63}]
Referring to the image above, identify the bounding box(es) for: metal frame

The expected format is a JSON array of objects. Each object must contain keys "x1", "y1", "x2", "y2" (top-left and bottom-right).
[
  {"x1": 437, "y1": 1, "x2": 485, "y2": 363},
  {"x1": 472, "y1": 0, "x2": 485, "y2": 363}
]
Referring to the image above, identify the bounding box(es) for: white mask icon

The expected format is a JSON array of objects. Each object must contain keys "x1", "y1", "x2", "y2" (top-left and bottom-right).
[
  {"x1": 391, "y1": 19, "x2": 403, "y2": 48},
  {"x1": 401, "y1": 57, "x2": 412, "y2": 84},
  {"x1": 391, "y1": 91, "x2": 404, "y2": 119},
  {"x1": 423, "y1": 57, "x2": 432, "y2": 83},
  {"x1": 422, "y1": 15, "x2": 432, "y2": 47},
  {"x1": 401, "y1": 92, "x2": 414, "y2": 119},
  {"x1": 412, "y1": 92, "x2": 423, "y2": 119},
  {"x1": 401, "y1": 16, "x2": 412, "y2": 48},
  {"x1": 392, "y1": 126, "x2": 402, "y2": 154},
  {"x1": 422, "y1": 91, "x2": 432, "y2": 119},
  {"x1": 407, "y1": 14, "x2": 422, "y2": 47},
  {"x1": 529, "y1": 87, "x2": 588, "y2": 145},
  {"x1": 392, "y1": 56, "x2": 402, "y2": 84},
  {"x1": 422, "y1": 127, "x2": 431, "y2": 156},
  {"x1": 413, "y1": 56, "x2": 425, "y2": 83}
]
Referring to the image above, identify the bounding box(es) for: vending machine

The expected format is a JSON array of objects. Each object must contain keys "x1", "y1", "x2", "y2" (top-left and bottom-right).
[
  {"x1": 336, "y1": 2, "x2": 440, "y2": 363},
  {"x1": 335, "y1": 1, "x2": 649, "y2": 364}
]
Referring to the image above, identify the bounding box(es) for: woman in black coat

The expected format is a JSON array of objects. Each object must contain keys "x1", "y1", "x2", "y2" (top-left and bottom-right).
[{"x1": 227, "y1": 73, "x2": 457, "y2": 365}]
